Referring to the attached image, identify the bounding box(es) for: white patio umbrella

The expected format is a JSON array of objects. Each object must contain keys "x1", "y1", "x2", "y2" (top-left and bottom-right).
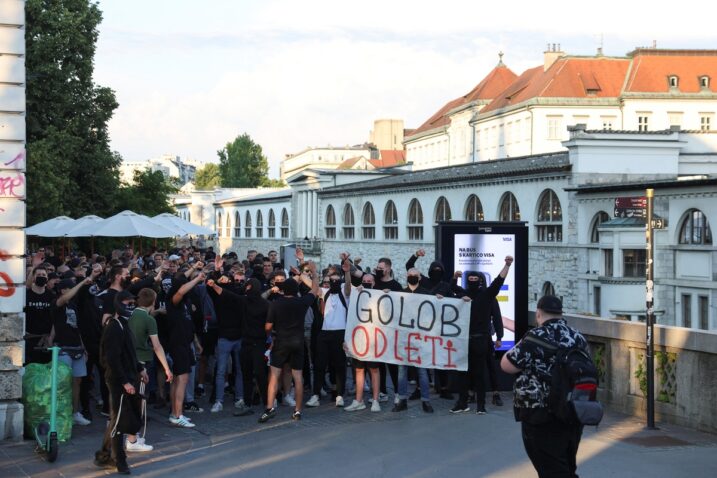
[
  {"x1": 54, "y1": 214, "x2": 104, "y2": 237},
  {"x1": 25, "y1": 216, "x2": 76, "y2": 237},
  {"x1": 152, "y1": 213, "x2": 214, "y2": 236},
  {"x1": 90, "y1": 210, "x2": 179, "y2": 238}
]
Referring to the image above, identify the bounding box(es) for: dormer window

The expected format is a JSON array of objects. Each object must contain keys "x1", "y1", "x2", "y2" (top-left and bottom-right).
[
  {"x1": 668, "y1": 75, "x2": 679, "y2": 88},
  {"x1": 700, "y1": 76, "x2": 710, "y2": 89}
]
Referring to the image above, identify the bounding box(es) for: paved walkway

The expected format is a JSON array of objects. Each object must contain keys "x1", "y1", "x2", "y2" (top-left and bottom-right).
[{"x1": 2, "y1": 392, "x2": 716, "y2": 477}]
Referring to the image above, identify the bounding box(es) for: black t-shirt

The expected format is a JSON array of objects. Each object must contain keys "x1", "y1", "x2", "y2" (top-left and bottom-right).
[
  {"x1": 52, "y1": 301, "x2": 82, "y2": 347},
  {"x1": 99, "y1": 288, "x2": 118, "y2": 318},
  {"x1": 26, "y1": 289, "x2": 56, "y2": 335},
  {"x1": 375, "y1": 278, "x2": 403, "y2": 292},
  {"x1": 167, "y1": 285, "x2": 195, "y2": 347},
  {"x1": 267, "y1": 294, "x2": 315, "y2": 342}
]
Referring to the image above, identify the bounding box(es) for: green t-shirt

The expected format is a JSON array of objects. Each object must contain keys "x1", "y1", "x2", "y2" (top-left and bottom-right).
[{"x1": 128, "y1": 307, "x2": 158, "y2": 363}]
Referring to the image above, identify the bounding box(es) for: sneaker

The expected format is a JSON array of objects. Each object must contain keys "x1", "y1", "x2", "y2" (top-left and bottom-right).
[
  {"x1": 126, "y1": 438, "x2": 154, "y2": 452},
  {"x1": 450, "y1": 403, "x2": 470, "y2": 414},
  {"x1": 306, "y1": 395, "x2": 320, "y2": 407},
  {"x1": 391, "y1": 399, "x2": 408, "y2": 412},
  {"x1": 371, "y1": 400, "x2": 381, "y2": 412},
  {"x1": 292, "y1": 410, "x2": 302, "y2": 421},
  {"x1": 184, "y1": 401, "x2": 204, "y2": 413},
  {"x1": 476, "y1": 406, "x2": 487, "y2": 415},
  {"x1": 210, "y1": 401, "x2": 223, "y2": 413},
  {"x1": 282, "y1": 395, "x2": 296, "y2": 407},
  {"x1": 492, "y1": 393, "x2": 504, "y2": 407},
  {"x1": 344, "y1": 399, "x2": 366, "y2": 412},
  {"x1": 258, "y1": 407, "x2": 277, "y2": 423},
  {"x1": 93, "y1": 455, "x2": 116, "y2": 468},
  {"x1": 394, "y1": 394, "x2": 400, "y2": 405},
  {"x1": 73, "y1": 411, "x2": 91, "y2": 426},
  {"x1": 378, "y1": 392, "x2": 389, "y2": 403},
  {"x1": 169, "y1": 415, "x2": 196, "y2": 428},
  {"x1": 422, "y1": 401, "x2": 434, "y2": 413},
  {"x1": 233, "y1": 405, "x2": 254, "y2": 417},
  {"x1": 234, "y1": 399, "x2": 246, "y2": 409},
  {"x1": 335, "y1": 396, "x2": 344, "y2": 407}
]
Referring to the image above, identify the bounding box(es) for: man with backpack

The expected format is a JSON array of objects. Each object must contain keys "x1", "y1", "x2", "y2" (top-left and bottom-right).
[{"x1": 501, "y1": 295, "x2": 597, "y2": 478}]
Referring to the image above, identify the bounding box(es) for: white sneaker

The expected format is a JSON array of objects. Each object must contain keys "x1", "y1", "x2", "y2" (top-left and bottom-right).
[
  {"x1": 394, "y1": 394, "x2": 400, "y2": 405},
  {"x1": 306, "y1": 394, "x2": 320, "y2": 407},
  {"x1": 73, "y1": 412, "x2": 91, "y2": 426},
  {"x1": 169, "y1": 415, "x2": 195, "y2": 428},
  {"x1": 371, "y1": 400, "x2": 381, "y2": 412},
  {"x1": 344, "y1": 399, "x2": 366, "y2": 411},
  {"x1": 210, "y1": 401, "x2": 223, "y2": 413},
  {"x1": 335, "y1": 396, "x2": 344, "y2": 407},
  {"x1": 282, "y1": 395, "x2": 296, "y2": 407},
  {"x1": 234, "y1": 399, "x2": 246, "y2": 409},
  {"x1": 378, "y1": 392, "x2": 389, "y2": 403},
  {"x1": 126, "y1": 438, "x2": 154, "y2": 452}
]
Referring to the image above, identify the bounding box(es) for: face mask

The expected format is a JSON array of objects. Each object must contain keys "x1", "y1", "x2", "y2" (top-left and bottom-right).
[
  {"x1": 374, "y1": 269, "x2": 384, "y2": 280},
  {"x1": 407, "y1": 276, "x2": 420, "y2": 286},
  {"x1": 34, "y1": 276, "x2": 48, "y2": 287},
  {"x1": 329, "y1": 279, "x2": 341, "y2": 293},
  {"x1": 350, "y1": 275, "x2": 363, "y2": 287},
  {"x1": 362, "y1": 282, "x2": 373, "y2": 288},
  {"x1": 429, "y1": 269, "x2": 443, "y2": 281},
  {"x1": 118, "y1": 303, "x2": 135, "y2": 320},
  {"x1": 467, "y1": 281, "x2": 481, "y2": 292}
]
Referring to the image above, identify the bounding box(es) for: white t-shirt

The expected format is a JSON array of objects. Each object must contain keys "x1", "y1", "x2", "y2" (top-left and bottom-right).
[{"x1": 322, "y1": 288, "x2": 349, "y2": 331}]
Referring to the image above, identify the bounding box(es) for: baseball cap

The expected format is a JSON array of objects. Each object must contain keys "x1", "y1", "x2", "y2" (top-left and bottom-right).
[
  {"x1": 537, "y1": 295, "x2": 563, "y2": 314},
  {"x1": 168, "y1": 254, "x2": 181, "y2": 261}
]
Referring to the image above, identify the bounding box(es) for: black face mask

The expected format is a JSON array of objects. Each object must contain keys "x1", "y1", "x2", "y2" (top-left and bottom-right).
[
  {"x1": 362, "y1": 282, "x2": 373, "y2": 288},
  {"x1": 350, "y1": 275, "x2": 363, "y2": 287},
  {"x1": 407, "y1": 276, "x2": 420, "y2": 286},
  {"x1": 467, "y1": 281, "x2": 482, "y2": 293},
  {"x1": 374, "y1": 269, "x2": 384, "y2": 280},
  {"x1": 429, "y1": 269, "x2": 443, "y2": 281},
  {"x1": 329, "y1": 279, "x2": 341, "y2": 293},
  {"x1": 34, "y1": 276, "x2": 48, "y2": 287},
  {"x1": 118, "y1": 303, "x2": 135, "y2": 320}
]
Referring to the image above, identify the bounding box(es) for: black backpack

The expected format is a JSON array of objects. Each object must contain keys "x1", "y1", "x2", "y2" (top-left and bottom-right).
[{"x1": 525, "y1": 335, "x2": 604, "y2": 426}]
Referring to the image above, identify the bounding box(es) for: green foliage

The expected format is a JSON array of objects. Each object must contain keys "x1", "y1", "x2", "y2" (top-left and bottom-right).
[
  {"x1": 634, "y1": 351, "x2": 678, "y2": 403},
  {"x1": 115, "y1": 169, "x2": 177, "y2": 217},
  {"x1": 194, "y1": 163, "x2": 221, "y2": 190},
  {"x1": 218, "y1": 133, "x2": 275, "y2": 188},
  {"x1": 25, "y1": 0, "x2": 121, "y2": 223}
]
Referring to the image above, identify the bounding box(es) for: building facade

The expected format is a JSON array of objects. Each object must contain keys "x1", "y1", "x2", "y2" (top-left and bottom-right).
[{"x1": 120, "y1": 154, "x2": 199, "y2": 185}]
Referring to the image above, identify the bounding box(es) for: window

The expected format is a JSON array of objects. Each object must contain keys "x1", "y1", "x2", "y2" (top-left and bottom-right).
[
  {"x1": 668, "y1": 75, "x2": 679, "y2": 88},
  {"x1": 700, "y1": 114, "x2": 712, "y2": 131},
  {"x1": 623, "y1": 249, "x2": 646, "y2": 278},
  {"x1": 280, "y1": 208, "x2": 289, "y2": 238},
  {"x1": 700, "y1": 76, "x2": 710, "y2": 89},
  {"x1": 362, "y1": 203, "x2": 375, "y2": 239},
  {"x1": 216, "y1": 211, "x2": 222, "y2": 237},
  {"x1": 679, "y1": 209, "x2": 712, "y2": 245},
  {"x1": 536, "y1": 189, "x2": 562, "y2": 242},
  {"x1": 638, "y1": 115, "x2": 650, "y2": 132},
  {"x1": 594, "y1": 286, "x2": 601, "y2": 316},
  {"x1": 234, "y1": 211, "x2": 240, "y2": 237},
  {"x1": 547, "y1": 116, "x2": 562, "y2": 140},
  {"x1": 435, "y1": 196, "x2": 452, "y2": 223},
  {"x1": 542, "y1": 281, "x2": 555, "y2": 297},
  {"x1": 699, "y1": 296, "x2": 710, "y2": 330},
  {"x1": 408, "y1": 199, "x2": 423, "y2": 240},
  {"x1": 465, "y1": 194, "x2": 484, "y2": 221},
  {"x1": 256, "y1": 210, "x2": 263, "y2": 238},
  {"x1": 668, "y1": 112, "x2": 683, "y2": 129},
  {"x1": 225, "y1": 213, "x2": 230, "y2": 237},
  {"x1": 601, "y1": 116, "x2": 615, "y2": 130},
  {"x1": 590, "y1": 211, "x2": 610, "y2": 243},
  {"x1": 603, "y1": 249, "x2": 613, "y2": 277},
  {"x1": 499, "y1": 192, "x2": 520, "y2": 221},
  {"x1": 268, "y1": 209, "x2": 276, "y2": 238},
  {"x1": 325, "y1": 205, "x2": 336, "y2": 239},
  {"x1": 244, "y1": 211, "x2": 252, "y2": 238},
  {"x1": 384, "y1": 201, "x2": 398, "y2": 240},
  {"x1": 682, "y1": 293, "x2": 692, "y2": 328},
  {"x1": 342, "y1": 204, "x2": 355, "y2": 239}
]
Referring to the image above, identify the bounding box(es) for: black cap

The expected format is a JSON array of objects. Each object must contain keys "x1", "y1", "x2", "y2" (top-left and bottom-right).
[
  {"x1": 58, "y1": 278, "x2": 76, "y2": 291},
  {"x1": 48, "y1": 272, "x2": 60, "y2": 280},
  {"x1": 537, "y1": 295, "x2": 563, "y2": 314}
]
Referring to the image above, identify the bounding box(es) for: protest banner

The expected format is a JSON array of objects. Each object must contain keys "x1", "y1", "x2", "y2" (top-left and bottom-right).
[{"x1": 344, "y1": 289, "x2": 471, "y2": 371}]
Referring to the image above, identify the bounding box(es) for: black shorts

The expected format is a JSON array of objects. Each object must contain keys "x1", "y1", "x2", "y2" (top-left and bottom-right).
[
  {"x1": 169, "y1": 344, "x2": 195, "y2": 376},
  {"x1": 202, "y1": 328, "x2": 219, "y2": 357},
  {"x1": 270, "y1": 339, "x2": 304, "y2": 370},
  {"x1": 352, "y1": 358, "x2": 380, "y2": 370}
]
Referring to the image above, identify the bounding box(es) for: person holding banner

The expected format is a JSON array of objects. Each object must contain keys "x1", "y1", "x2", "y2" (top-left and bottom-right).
[{"x1": 451, "y1": 255, "x2": 513, "y2": 415}]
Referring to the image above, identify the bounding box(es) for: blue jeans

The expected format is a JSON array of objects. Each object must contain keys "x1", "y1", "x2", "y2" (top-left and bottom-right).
[
  {"x1": 397, "y1": 365, "x2": 430, "y2": 401},
  {"x1": 215, "y1": 338, "x2": 243, "y2": 403}
]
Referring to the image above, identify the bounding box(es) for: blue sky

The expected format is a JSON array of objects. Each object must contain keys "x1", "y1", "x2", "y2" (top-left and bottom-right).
[{"x1": 93, "y1": 0, "x2": 717, "y2": 177}]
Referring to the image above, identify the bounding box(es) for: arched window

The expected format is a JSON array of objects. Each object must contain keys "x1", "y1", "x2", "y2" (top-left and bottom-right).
[
  {"x1": 234, "y1": 211, "x2": 240, "y2": 237},
  {"x1": 542, "y1": 281, "x2": 556, "y2": 297},
  {"x1": 590, "y1": 211, "x2": 610, "y2": 243},
  {"x1": 224, "y1": 212, "x2": 230, "y2": 238},
  {"x1": 256, "y1": 210, "x2": 263, "y2": 238},
  {"x1": 244, "y1": 211, "x2": 252, "y2": 238},
  {"x1": 499, "y1": 192, "x2": 520, "y2": 221},
  {"x1": 465, "y1": 194, "x2": 484, "y2": 221},
  {"x1": 281, "y1": 208, "x2": 289, "y2": 238},
  {"x1": 216, "y1": 211, "x2": 222, "y2": 237},
  {"x1": 435, "y1": 196, "x2": 452, "y2": 223},
  {"x1": 187, "y1": 211, "x2": 191, "y2": 223},
  {"x1": 384, "y1": 201, "x2": 398, "y2": 240},
  {"x1": 325, "y1": 205, "x2": 336, "y2": 239},
  {"x1": 408, "y1": 199, "x2": 423, "y2": 240},
  {"x1": 343, "y1": 204, "x2": 355, "y2": 239},
  {"x1": 362, "y1": 203, "x2": 375, "y2": 239},
  {"x1": 679, "y1": 209, "x2": 712, "y2": 245},
  {"x1": 536, "y1": 189, "x2": 562, "y2": 242},
  {"x1": 268, "y1": 209, "x2": 276, "y2": 238},
  {"x1": 668, "y1": 75, "x2": 679, "y2": 88}
]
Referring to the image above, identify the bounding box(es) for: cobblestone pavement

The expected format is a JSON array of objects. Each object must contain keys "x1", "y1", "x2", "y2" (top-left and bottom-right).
[{"x1": 2, "y1": 389, "x2": 717, "y2": 477}]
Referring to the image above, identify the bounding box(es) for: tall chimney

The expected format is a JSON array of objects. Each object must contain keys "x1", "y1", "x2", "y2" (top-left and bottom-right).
[{"x1": 544, "y1": 43, "x2": 565, "y2": 71}]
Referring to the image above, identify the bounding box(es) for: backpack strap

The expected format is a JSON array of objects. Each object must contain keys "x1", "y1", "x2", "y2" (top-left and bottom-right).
[
  {"x1": 323, "y1": 290, "x2": 348, "y2": 313},
  {"x1": 524, "y1": 334, "x2": 558, "y2": 355}
]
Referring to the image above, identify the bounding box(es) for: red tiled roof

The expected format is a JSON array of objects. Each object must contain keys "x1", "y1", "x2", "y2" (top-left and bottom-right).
[
  {"x1": 625, "y1": 50, "x2": 717, "y2": 93},
  {"x1": 337, "y1": 156, "x2": 365, "y2": 169},
  {"x1": 375, "y1": 150, "x2": 406, "y2": 167}
]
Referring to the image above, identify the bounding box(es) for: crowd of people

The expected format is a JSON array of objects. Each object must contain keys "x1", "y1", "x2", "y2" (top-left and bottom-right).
[{"x1": 24, "y1": 244, "x2": 516, "y2": 474}]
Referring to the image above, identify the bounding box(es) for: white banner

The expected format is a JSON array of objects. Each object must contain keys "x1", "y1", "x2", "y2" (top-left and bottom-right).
[{"x1": 344, "y1": 289, "x2": 471, "y2": 371}]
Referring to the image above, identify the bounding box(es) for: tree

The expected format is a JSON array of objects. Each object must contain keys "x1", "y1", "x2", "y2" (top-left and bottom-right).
[
  {"x1": 194, "y1": 163, "x2": 221, "y2": 190},
  {"x1": 114, "y1": 169, "x2": 177, "y2": 217},
  {"x1": 25, "y1": 0, "x2": 121, "y2": 223},
  {"x1": 217, "y1": 133, "x2": 276, "y2": 188}
]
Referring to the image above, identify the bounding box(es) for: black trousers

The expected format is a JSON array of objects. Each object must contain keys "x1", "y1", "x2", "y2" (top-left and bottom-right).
[
  {"x1": 81, "y1": 350, "x2": 108, "y2": 415},
  {"x1": 312, "y1": 330, "x2": 346, "y2": 397},
  {"x1": 521, "y1": 419, "x2": 583, "y2": 478},
  {"x1": 485, "y1": 345, "x2": 499, "y2": 392},
  {"x1": 96, "y1": 379, "x2": 127, "y2": 464},
  {"x1": 240, "y1": 339, "x2": 268, "y2": 407},
  {"x1": 457, "y1": 336, "x2": 492, "y2": 406},
  {"x1": 379, "y1": 363, "x2": 399, "y2": 395}
]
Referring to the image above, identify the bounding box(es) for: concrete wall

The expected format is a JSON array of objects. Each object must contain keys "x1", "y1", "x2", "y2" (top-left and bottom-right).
[{"x1": 562, "y1": 314, "x2": 717, "y2": 434}]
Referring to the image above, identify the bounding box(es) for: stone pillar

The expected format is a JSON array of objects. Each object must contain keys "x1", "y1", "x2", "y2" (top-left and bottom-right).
[{"x1": 0, "y1": 0, "x2": 27, "y2": 440}]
